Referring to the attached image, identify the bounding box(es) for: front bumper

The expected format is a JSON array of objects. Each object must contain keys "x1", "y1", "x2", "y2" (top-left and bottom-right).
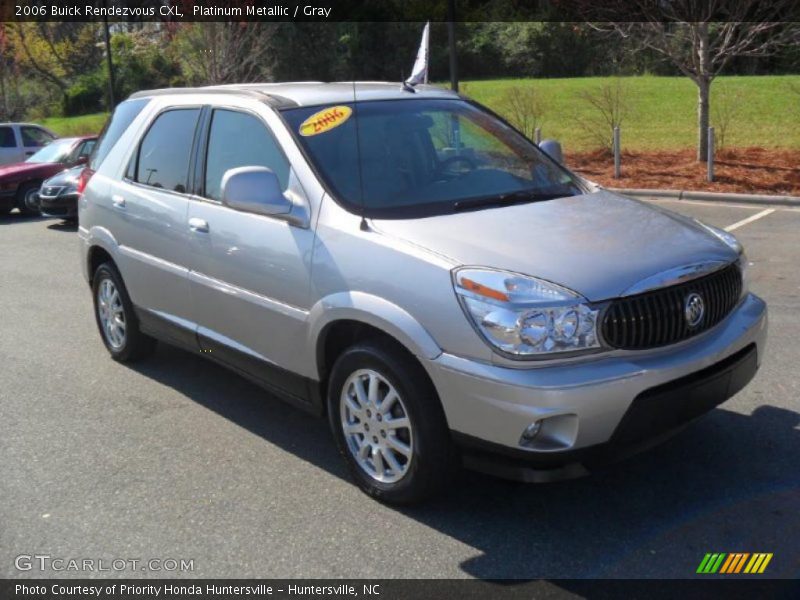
[
  {"x1": 39, "y1": 193, "x2": 78, "y2": 218},
  {"x1": 424, "y1": 292, "x2": 767, "y2": 480}
]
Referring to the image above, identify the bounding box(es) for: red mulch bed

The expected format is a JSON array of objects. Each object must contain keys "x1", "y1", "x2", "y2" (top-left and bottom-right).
[{"x1": 568, "y1": 148, "x2": 800, "y2": 196}]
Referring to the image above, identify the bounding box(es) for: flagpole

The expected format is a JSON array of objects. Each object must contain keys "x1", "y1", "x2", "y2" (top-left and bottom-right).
[{"x1": 447, "y1": 0, "x2": 458, "y2": 92}]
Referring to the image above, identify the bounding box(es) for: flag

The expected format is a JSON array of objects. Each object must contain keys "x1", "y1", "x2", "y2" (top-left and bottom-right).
[{"x1": 405, "y1": 22, "x2": 430, "y2": 86}]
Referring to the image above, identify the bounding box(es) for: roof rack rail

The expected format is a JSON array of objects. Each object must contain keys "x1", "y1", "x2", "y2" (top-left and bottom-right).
[{"x1": 127, "y1": 86, "x2": 297, "y2": 108}]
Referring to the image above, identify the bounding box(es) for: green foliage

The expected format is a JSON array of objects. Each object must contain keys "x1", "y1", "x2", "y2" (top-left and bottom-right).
[
  {"x1": 64, "y1": 71, "x2": 106, "y2": 116},
  {"x1": 111, "y1": 31, "x2": 183, "y2": 98}
]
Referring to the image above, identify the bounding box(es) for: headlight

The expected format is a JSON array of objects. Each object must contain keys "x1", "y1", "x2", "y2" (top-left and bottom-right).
[
  {"x1": 61, "y1": 183, "x2": 78, "y2": 196},
  {"x1": 453, "y1": 268, "x2": 601, "y2": 358}
]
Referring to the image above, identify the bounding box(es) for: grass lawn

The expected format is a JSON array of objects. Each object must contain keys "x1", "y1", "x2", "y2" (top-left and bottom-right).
[
  {"x1": 40, "y1": 112, "x2": 108, "y2": 137},
  {"x1": 35, "y1": 75, "x2": 800, "y2": 153},
  {"x1": 460, "y1": 75, "x2": 800, "y2": 152}
]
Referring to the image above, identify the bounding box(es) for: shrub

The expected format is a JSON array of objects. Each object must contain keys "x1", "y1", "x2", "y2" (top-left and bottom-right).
[{"x1": 498, "y1": 86, "x2": 546, "y2": 141}]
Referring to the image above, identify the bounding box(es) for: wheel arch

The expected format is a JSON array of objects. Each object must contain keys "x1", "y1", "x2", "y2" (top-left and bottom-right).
[
  {"x1": 84, "y1": 227, "x2": 120, "y2": 285},
  {"x1": 309, "y1": 292, "x2": 442, "y2": 384}
]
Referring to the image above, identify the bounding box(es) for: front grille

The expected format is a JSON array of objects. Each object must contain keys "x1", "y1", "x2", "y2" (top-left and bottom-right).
[{"x1": 601, "y1": 263, "x2": 742, "y2": 350}]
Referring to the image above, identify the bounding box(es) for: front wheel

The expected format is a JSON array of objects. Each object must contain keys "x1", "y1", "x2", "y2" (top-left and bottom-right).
[
  {"x1": 327, "y1": 340, "x2": 458, "y2": 504},
  {"x1": 16, "y1": 183, "x2": 40, "y2": 215},
  {"x1": 92, "y1": 262, "x2": 156, "y2": 362}
]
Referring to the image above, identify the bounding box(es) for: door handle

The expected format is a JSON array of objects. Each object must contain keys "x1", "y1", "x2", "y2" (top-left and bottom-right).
[
  {"x1": 25, "y1": 151, "x2": 34, "y2": 156},
  {"x1": 111, "y1": 195, "x2": 126, "y2": 209},
  {"x1": 189, "y1": 217, "x2": 209, "y2": 233}
]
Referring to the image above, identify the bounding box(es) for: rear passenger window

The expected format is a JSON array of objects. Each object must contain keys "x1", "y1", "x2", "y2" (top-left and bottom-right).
[
  {"x1": 204, "y1": 109, "x2": 290, "y2": 202},
  {"x1": 135, "y1": 109, "x2": 199, "y2": 193},
  {"x1": 0, "y1": 127, "x2": 14, "y2": 148},
  {"x1": 91, "y1": 98, "x2": 148, "y2": 171}
]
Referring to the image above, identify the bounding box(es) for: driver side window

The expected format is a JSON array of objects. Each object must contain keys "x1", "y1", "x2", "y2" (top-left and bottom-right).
[{"x1": 204, "y1": 109, "x2": 290, "y2": 202}]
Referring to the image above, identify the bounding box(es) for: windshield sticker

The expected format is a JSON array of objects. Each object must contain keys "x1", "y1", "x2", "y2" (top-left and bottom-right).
[{"x1": 299, "y1": 106, "x2": 352, "y2": 136}]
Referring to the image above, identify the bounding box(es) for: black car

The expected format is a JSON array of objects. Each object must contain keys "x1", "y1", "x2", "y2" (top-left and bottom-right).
[{"x1": 38, "y1": 165, "x2": 85, "y2": 221}]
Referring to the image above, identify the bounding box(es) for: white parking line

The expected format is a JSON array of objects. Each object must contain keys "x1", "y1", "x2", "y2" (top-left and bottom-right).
[{"x1": 724, "y1": 208, "x2": 776, "y2": 232}]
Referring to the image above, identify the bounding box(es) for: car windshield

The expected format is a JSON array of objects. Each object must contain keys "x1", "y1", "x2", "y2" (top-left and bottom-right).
[
  {"x1": 25, "y1": 138, "x2": 76, "y2": 164},
  {"x1": 282, "y1": 99, "x2": 582, "y2": 218}
]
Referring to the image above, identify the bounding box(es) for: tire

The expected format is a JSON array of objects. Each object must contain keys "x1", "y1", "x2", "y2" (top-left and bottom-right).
[
  {"x1": 327, "y1": 339, "x2": 458, "y2": 504},
  {"x1": 16, "y1": 182, "x2": 40, "y2": 215},
  {"x1": 92, "y1": 262, "x2": 156, "y2": 362}
]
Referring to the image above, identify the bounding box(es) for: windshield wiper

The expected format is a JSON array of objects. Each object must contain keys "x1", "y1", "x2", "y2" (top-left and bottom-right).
[{"x1": 453, "y1": 190, "x2": 563, "y2": 212}]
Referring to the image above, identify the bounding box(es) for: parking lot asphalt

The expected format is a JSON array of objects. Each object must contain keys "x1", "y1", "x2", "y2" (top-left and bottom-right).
[{"x1": 1, "y1": 198, "x2": 798, "y2": 581}]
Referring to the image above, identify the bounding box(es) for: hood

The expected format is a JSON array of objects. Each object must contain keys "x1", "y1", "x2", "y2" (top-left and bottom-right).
[
  {"x1": 372, "y1": 190, "x2": 738, "y2": 301},
  {"x1": 0, "y1": 161, "x2": 62, "y2": 181},
  {"x1": 44, "y1": 166, "x2": 83, "y2": 187}
]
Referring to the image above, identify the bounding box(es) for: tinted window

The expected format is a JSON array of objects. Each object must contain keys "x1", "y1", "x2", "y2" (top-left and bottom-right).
[
  {"x1": 135, "y1": 109, "x2": 200, "y2": 193},
  {"x1": 204, "y1": 109, "x2": 290, "y2": 202},
  {"x1": 90, "y1": 98, "x2": 148, "y2": 171},
  {"x1": 0, "y1": 126, "x2": 15, "y2": 148},
  {"x1": 282, "y1": 99, "x2": 581, "y2": 219},
  {"x1": 21, "y1": 126, "x2": 53, "y2": 147}
]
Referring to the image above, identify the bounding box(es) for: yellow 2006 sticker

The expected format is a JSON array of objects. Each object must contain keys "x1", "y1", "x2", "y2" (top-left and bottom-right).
[{"x1": 299, "y1": 105, "x2": 353, "y2": 136}]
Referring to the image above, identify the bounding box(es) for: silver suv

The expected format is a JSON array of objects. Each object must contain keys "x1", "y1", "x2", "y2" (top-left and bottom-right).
[{"x1": 79, "y1": 83, "x2": 767, "y2": 503}]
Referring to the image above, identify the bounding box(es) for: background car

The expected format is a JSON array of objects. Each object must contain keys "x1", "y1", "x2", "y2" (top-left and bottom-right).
[
  {"x1": 0, "y1": 135, "x2": 96, "y2": 216},
  {"x1": 38, "y1": 165, "x2": 86, "y2": 222},
  {"x1": 0, "y1": 122, "x2": 56, "y2": 165}
]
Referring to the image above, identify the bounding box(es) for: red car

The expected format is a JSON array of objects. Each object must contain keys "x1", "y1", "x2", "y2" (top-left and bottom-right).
[{"x1": 0, "y1": 135, "x2": 97, "y2": 216}]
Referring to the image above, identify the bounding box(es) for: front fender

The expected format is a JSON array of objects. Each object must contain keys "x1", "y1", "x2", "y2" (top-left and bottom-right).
[{"x1": 307, "y1": 291, "x2": 442, "y2": 377}]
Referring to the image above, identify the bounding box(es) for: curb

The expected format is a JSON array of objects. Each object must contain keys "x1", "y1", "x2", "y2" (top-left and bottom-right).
[{"x1": 609, "y1": 187, "x2": 800, "y2": 207}]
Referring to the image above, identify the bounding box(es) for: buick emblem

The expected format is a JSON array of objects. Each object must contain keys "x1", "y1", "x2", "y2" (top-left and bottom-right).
[{"x1": 684, "y1": 293, "x2": 705, "y2": 328}]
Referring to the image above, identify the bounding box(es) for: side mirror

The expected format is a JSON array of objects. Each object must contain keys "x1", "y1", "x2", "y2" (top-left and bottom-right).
[
  {"x1": 221, "y1": 166, "x2": 291, "y2": 216},
  {"x1": 75, "y1": 155, "x2": 89, "y2": 166},
  {"x1": 539, "y1": 139, "x2": 563, "y2": 164}
]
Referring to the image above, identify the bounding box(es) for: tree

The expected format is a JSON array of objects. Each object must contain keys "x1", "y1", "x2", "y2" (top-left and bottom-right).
[
  {"x1": 574, "y1": 78, "x2": 630, "y2": 152},
  {"x1": 173, "y1": 22, "x2": 277, "y2": 85},
  {"x1": 499, "y1": 86, "x2": 546, "y2": 141},
  {"x1": 588, "y1": 1, "x2": 800, "y2": 161},
  {"x1": 7, "y1": 23, "x2": 100, "y2": 112}
]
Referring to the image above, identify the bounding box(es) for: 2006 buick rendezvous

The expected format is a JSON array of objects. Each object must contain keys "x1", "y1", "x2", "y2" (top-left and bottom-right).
[{"x1": 79, "y1": 83, "x2": 767, "y2": 503}]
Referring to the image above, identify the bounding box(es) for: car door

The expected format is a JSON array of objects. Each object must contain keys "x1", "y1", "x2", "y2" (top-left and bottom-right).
[
  {"x1": 108, "y1": 107, "x2": 201, "y2": 347},
  {"x1": 0, "y1": 126, "x2": 19, "y2": 165},
  {"x1": 20, "y1": 125, "x2": 55, "y2": 159},
  {"x1": 186, "y1": 107, "x2": 316, "y2": 395}
]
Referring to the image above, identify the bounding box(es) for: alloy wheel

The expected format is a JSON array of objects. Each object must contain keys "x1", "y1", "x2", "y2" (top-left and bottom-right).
[
  {"x1": 340, "y1": 369, "x2": 414, "y2": 483},
  {"x1": 97, "y1": 278, "x2": 126, "y2": 349}
]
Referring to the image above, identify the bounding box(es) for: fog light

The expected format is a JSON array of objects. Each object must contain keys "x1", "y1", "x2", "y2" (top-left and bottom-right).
[{"x1": 519, "y1": 421, "x2": 542, "y2": 446}]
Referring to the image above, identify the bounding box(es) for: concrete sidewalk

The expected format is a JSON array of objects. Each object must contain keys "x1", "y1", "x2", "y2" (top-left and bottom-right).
[{"x1": 610, "y1": 187, "x2": 800, "y2": 207}]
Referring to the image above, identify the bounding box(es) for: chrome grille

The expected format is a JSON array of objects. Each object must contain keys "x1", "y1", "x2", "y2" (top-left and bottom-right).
[{"x1": 602, "y1": 263, "x2": 742, "y2": 350}]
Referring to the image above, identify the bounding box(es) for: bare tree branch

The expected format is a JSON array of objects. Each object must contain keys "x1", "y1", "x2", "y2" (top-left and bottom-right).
[{"x1": 584, "y1": 0, "x2": 800, "y2": 160}]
